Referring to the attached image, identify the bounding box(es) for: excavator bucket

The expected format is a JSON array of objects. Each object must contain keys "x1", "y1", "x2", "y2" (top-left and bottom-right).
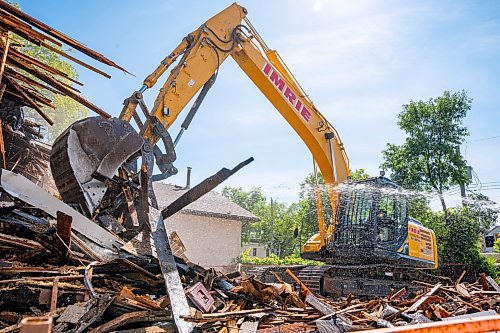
[{"x1": 50, "y1": 116, "x2": 144, "y2": 216}]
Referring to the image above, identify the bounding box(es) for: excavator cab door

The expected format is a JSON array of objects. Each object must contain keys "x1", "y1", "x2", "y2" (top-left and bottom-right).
[
  {"x1": 330, "y1": 177, "x2": 409, "y2": 265},
  {"x1": 375, "y1": 194, "x2": 409, "y2": 252}
]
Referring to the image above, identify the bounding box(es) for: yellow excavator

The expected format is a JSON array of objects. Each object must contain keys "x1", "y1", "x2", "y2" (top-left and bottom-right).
[{"x1": 50, "y1": 3, "x2": 439, "y2": 297}]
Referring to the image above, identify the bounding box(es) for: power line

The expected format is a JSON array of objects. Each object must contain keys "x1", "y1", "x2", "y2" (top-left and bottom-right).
[
  {"x1": 466, "y1": 135, "x2": 500, "y2": 143},
  {"x1": 464, "y1": 135, "x2": 500, "y2": 158}
]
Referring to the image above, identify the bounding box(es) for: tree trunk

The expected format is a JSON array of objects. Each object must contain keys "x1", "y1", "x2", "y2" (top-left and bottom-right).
[{"x1": 438, "y1": 192, "x2": 447, "y2": 212}]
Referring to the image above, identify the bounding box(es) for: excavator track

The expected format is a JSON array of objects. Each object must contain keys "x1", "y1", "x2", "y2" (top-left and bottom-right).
[
  {"x1": 321, "y1": 264, "x2": 450, "y2": 298},
  {"x1": 296, "y1": 266, "x2": 333, "y2": 294},
  {"x1": 247, "y1": 264, "x2": 450, "y2": 299}
]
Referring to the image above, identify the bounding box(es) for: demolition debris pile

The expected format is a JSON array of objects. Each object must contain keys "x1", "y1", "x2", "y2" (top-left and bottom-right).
[
  {"x1": 1, "y1": 1, "x2": 500, "y2": 332},
  {"x1": 0, "y1": 0, "x2": 126, "y2": 188},
  {"x1": 1, "y1": 174, "x2": 500, "y2": 332}
]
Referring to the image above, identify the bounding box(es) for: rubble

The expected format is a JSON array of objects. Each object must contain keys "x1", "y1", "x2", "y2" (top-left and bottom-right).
[
  {"x1": 0, "y1": 2, "x2": 499, "y2": 333},
  {"x1": 2, "y1": 172, "x2": 500, "y2": 333}
]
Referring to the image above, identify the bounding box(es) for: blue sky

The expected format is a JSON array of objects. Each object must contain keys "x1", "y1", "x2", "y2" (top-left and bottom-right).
[{"x1": 19, "y1": 0, "x2": 500, "y2": 207}]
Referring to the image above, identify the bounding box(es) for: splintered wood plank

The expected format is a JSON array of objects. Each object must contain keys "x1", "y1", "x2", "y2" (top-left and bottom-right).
[
  {"x1": 0, "y1": 169, "x2": 123, "y2": 251},
  {"x1": 149, "y1": 208, "x2": 194, "y2": 333},
  {"x1": 304, "y1": 294, "x2": 335, "y2": 316},
  {"x1": 49, "y1": 277, "x2": 59, "y2": 313},
  {"x1": 486, "y1": 276, "x2": 500, "y2": 292},
  {"x1": 405, "y1": 283, "x2": 442, "y2": 313}
]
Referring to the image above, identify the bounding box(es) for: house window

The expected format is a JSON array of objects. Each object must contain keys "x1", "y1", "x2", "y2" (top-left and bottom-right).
[
  {"x1": 485, "y1": 236, "x2": 495, "y2": 248},
  {"x1": 252, "y1": 248, "x2": 257, "y2": 256}
]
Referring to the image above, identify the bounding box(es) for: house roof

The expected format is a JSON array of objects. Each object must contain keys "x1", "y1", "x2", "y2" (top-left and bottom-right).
[
  {"x1": 152, "y1": 183, "x2": 260, "y2": 223},
  {"x1": 486, "y1": 225, "x2": 500, "y2": 237}
]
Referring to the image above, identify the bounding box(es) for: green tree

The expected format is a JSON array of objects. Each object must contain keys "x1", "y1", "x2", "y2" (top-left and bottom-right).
[
  {"x1": 409, "y1": 197, "x2": 496, "y2": 276},
  {"x1": 441, "y1": 208, "x2": 495, "y2": 276},
  {"x1": 221, "y1": 187, "x2": 268, "y2": 243},
  {"x1": 381, "y1": 91, "x2": 471, "y2": 211},
  {"x1": 222, "y1": 186, "x2": 304, "y2": 258},
  {"x1": 298, "y1": 172, "x2": 331, "y2": 242},
  {"x1": 10, "y1": 2, "x2": 89, "y2": 142},
  {"x1": 465, "y1": 192, "x2": 499, "y2": 234},
  {"x1": 349, "y1": 168, "x2": 370, "y2": 181}
]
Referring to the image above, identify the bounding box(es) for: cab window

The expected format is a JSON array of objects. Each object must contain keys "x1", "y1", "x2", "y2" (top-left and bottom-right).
[{"x1": 377, "y1": 196, "x2": 396, "y2": 242}]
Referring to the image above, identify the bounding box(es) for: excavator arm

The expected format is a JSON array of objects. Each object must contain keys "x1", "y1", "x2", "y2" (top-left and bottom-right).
[
  {"x1": 51, "y1": 3, "x2": 349, "y2": 251},
  {"x1": 122, "y1": 3, "x2": 350, "y2": 249}
]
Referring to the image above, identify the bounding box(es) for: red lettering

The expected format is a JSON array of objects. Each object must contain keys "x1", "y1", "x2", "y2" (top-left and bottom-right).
[
  {"x1": 295, "y1": 100, "x2": 302, "y2": 112},
  {"x1": 300, "y1": 106, "x2": 311, "y2": 122},
  {"x1": 263, "y1": 63, "x2": 271, "y2": 76},
  {"x1": 284, "y1": 87, "x2": 296, "y2": 105},
  {"x1": 263, "y1": 62, "x2": 310, "y2": 123},
  {"x1": 269, "y1": 70, "x2": 285, "y2": 92}
]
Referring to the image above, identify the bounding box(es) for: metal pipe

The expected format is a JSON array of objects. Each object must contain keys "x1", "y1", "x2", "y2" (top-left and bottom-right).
[
  {"x1": 138, "y1": 84, "x2": 147, "y2": 94},
  {"x1": 174, "y1": 73, "x2": 217, "y2": 148},
  {"x1": 243, "y1": 17, "x2": 270, "y2": 52},
  {"x1": 173, "y1": 128, "x2": 184, "y2": 147},
  {"x1": 325, "y1": 132, "x2": 338, "y2": 182},
  {"x1": 185, "y1": 166, "x2": 192, "y2": 189}
]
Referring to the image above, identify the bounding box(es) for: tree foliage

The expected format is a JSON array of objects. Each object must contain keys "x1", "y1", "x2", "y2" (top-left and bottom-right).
[
  {"x1": 381, "y1": 91, "x2": 471, "y2": 211},
  {"x1": 221, "y1": 186, "x2": 268, "y2": 243},
  {"x1": 349, "y1": 168, "x2": 370, "y2": 181},
  {"x1": 10, "y1": 2, "x2": 89, "y2": 142},
  {"x1": 298, "y1": 172, "x2": 331, "y2": 241},
  {"x1": 465, "y1": 192, "x2": 499, "y2": 234},
  {"x1": 222, "y1": 187, "x2": 302, "y2": 257}
]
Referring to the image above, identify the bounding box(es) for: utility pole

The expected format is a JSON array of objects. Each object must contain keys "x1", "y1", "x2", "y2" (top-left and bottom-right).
[
  {"x1": 460, "y1": 165, "x2": 473, "y2": 206},
  {"x1": 460, "y1": 182, "x2": 466, "y2": 206},
  {"x1": 457, "y1": 146, "x2": 468, "y2": 207},
  {"x1": 269, "y1": 197, "x2": 274, "y2": 256}
]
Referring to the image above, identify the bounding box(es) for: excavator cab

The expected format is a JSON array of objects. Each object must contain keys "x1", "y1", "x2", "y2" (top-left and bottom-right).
[
  {"x1": 332, "y1": 177, "x2": 406, "y2": 258},
  {"x1": 303, "y1": 176, "x2": 438, "y2": 269}
]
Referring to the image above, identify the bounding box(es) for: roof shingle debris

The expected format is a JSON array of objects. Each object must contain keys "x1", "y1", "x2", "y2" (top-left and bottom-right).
[{"x1": 153, "y1": 183, "x2": 260, "y2": 223}]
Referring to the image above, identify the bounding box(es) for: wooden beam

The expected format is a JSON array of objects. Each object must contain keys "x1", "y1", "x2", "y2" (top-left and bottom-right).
[
  {"x1": 42, "y1": 42, "x2": 111, "y2": 79},
  {"x1": 8, "y1": 55, "x2": 110, "y2": 118},
  {"x1": 0, "y1": 1, "x2": 130, "y2": 74},
  {"x1": 49, "y1": 277, "x2": 60, "y2": 313},
  {"x1": 0, "y1": 31, "x2": 11, "y2": 81},
  {"x1": 0, "y1": 231, "x2": 44, "y2": 250},
  {"x1": 149, "y1": 208, "x2": 194, "y2": 333},
  {"x1": 9, "y1": 47, "x2": 84, "y2": 86},
  {"x1": 0, "y1": 119, "x2": 5, "y2": 169},
  {"x1": 4, "y1": 66, "x2": 62, "y2": 95},
  {"x1": 405, "y1": 283, "x2": 442, "y2": 313},
  {"x1": 3, "y1": 75, "x2": 53, "y2": 125}
]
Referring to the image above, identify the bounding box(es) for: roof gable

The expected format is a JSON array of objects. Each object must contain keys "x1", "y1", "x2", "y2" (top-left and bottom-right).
[
  {"x1": 486, "y1": 225, "x2": 500, "y2": 237},
  {"x1": 153, "y1": 183, "x2": 259, "y2": 223}
]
